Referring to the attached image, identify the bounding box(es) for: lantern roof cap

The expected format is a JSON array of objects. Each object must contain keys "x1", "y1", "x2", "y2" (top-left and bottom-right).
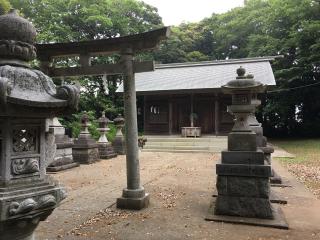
[
  {"x1": 0, "y1": 9, "x2": 37, "y2": 61},
  {"x1": 222, "y1": 66, "x2": 265, "y2": 93}
]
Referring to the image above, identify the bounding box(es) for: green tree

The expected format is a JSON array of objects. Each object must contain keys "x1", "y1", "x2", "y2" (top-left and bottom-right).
[
  {"x1": 10, "y1": 0, "x2": 162, "y2": 42},
  {"x1": 10, "y1": 0, "x2": 163, "y2": 130},
  {"x1": 0, "y1": 0, "x2": 11, "y2": 15}
]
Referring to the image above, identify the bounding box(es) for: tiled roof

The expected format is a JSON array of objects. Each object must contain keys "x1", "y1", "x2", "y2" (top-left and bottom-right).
[{"x1": 117, "y1": 57, "x2": 277, "y2": 93}]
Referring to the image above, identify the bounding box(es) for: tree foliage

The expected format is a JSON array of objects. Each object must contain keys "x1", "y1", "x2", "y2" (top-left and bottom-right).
[
  {"x1": 0, "y1": 0, "x2": 11, "y2": 15},
  {"x1": 10, "y1": 0, "x2": 162, "y2": 42}
]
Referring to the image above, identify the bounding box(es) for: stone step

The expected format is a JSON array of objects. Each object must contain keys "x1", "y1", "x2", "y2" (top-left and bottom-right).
[
  {"x1": 145, "y1": 137, "x2": 227, "y2": 143},
  {"x1": 141, "y1": 148, "x2": 219, "y2": 153},
  {"x1": 143, "y1": 145, "x2": 209, "y2": 150},
  {"x1": 144, "y1": 141, "x2": 227, "y2": 147},
  {"x1": 142, "y1": 136, "x2": 227, "y2": 153}
]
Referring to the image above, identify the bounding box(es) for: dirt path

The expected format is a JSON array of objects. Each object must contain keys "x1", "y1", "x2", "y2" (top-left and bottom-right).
[{"x1": 36, "y1": 152, "x2": 320, "y2": 240}]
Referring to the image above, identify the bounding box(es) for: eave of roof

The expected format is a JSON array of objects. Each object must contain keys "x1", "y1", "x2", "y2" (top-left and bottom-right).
[
  {"x1": 117, "y1": 56, "x2": 280, "y2": 94},
  {"x1": 154, "y1": 56, "x2": 281, "y2": 69}
]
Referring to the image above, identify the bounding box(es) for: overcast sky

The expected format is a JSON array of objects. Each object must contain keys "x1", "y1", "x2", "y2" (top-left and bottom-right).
[{"x1": 142, "y1": 0, "x2": 244, "y2": 26}]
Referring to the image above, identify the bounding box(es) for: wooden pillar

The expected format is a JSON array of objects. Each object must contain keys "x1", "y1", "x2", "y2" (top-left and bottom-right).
[
  {"x1": 143, "y1": 95, "x2": 147, "y2": 134},
  {"x1": 215, "y1": 93, "x2": 220, "y2": 136},
  {"x1": 168, "y1": 96, "x2": 173, "y2": 135},
  {"x1": 190, "y1": 93, "x2": 194, "y2": 127}
]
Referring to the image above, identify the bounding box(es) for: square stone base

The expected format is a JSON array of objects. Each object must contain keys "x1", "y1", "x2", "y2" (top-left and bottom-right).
[
  {"x1": 98, "y1": 144, "x2": 117, "y2": 159},
  {"x1": 228, "y1": 132, "x2": 257, "y2": 151},
  {"x1": 73, "y1": 147, "x2": 99, "y2": 164},
  {"x1": 206, "y1": 198, "x2": 289, "y2": 229},
  {"x1": 113, "y1": 137, "x2": 126, "y2": 155},
  {"x1": 117, "y1": 193, "x2": 150, "y2": 210}
]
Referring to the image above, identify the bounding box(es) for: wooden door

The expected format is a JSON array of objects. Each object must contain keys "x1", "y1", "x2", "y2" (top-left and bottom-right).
[{"x1": 195, "y1": 98, "x2": 214, "y2": 134}]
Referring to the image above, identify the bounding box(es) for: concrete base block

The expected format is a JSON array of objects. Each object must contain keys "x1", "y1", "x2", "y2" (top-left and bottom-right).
[
  {"x1": 116, "y1": 193, "x2": 150, "y2": 210},
  {"x1": 47, "y1": 162, "x2": 80, "y2": 172},
  {"x1": 206, "y1": 198, "x2": 289, "y2": 229}
]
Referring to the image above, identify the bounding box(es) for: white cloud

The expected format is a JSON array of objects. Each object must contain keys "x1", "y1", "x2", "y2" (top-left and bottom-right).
[{"x1": 142, "y1": 0, "x2": 244, "y2": 26}]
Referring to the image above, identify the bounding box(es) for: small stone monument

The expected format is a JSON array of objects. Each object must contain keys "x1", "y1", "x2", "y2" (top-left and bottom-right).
[
  {"x1": 73, "y1": 113, "x2": 100, "y2": 164},
  {"x1": 97, "y1": 112, "x2": 117, "y2": 159},
  {"x1": 113, "y1": 114, "x2": 126, "y2": 155},
  {"x1": 0, "y1": 10, "x2": 79, "y2": 239},
  {"x1": 47, "y1": 118, "x2": 79, "y2": 172},
  {"x1": 206, "y1": 67, "x2": 288, "y2": 228}
]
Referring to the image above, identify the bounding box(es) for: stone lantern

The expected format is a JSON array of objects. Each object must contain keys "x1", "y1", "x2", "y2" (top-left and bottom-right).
[
  {"x1": 0, "y1": 10, "x2": 79, "y2": 240},
  {"x1": 97, "y1": 111, "x2": 117, "y2": 159},
  {"x1": 112, "y1": 114, "x2": 126, "y2": 155},
  {"x1": 207, "y1": 67, "x2": 288, "y2": 228},
  {"x1": 73, "y1": 112, "x2": 99, "y2": 164}
]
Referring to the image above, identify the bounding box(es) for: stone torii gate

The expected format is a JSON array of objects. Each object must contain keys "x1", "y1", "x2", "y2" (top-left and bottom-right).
[{"x1": 37, "y1": 28, "x2": 170, "y2": 210}]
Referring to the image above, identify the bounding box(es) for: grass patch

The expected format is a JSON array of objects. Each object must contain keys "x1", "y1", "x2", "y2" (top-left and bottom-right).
[
  {"x1": 271, "y1": 138, "x2": 320, "y2": 165},
  {"x1": 270, "y1": 138, "x2": 320, "y2": 198}
]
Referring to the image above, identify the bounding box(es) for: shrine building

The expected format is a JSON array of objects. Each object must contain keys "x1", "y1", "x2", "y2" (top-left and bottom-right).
[{"x1": 117, "y1": 56, "x2": 277, "y2": 136}]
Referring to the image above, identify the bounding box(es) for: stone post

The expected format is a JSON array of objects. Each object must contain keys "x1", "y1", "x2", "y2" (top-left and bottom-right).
[
  {"x1": 113, "y1": 114, "x2": 126, "y2": 154},
  {"x1": 116, "y1": 48, "x2": 149, "y2": 210},
  {"x1": 73, "y1": 113, "x2": 100, "y2": 164},
  {"x1": 97, "y1": 111, "x2": 117, "y2": 159}
]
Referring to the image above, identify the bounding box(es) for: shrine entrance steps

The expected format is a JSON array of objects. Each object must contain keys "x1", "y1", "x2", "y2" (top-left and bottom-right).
[{"x1": 142, "y1": 135, "x2": 227, "y2": 153}]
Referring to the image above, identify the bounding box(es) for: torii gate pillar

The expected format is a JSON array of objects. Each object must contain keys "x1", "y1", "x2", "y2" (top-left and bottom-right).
[{"x1": 116, "y1": 48, "x2": 149, "y2": 210}]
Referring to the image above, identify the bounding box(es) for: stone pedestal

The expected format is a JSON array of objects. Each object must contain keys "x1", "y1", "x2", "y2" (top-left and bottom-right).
[
  {"x1": 97, "y1": 112, "x2": 117, "y2": 159},
  {"x1": 215, "y1": 150, "x2": 273, "y2": 219},
  {"x1": 73, "y1": 113, "x2": 99, "y2": 164},
  {"x1": 113, "y1": 114, "x2": 126, "y2": 155},
  {"x1": 47, "y1": 118, "x2": 79, "y2": 172}
]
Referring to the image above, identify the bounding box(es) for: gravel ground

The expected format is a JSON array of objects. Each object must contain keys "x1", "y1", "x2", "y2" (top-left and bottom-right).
[{"x1": 36, "y1": 152, "x2": 320, "y2": 240}]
